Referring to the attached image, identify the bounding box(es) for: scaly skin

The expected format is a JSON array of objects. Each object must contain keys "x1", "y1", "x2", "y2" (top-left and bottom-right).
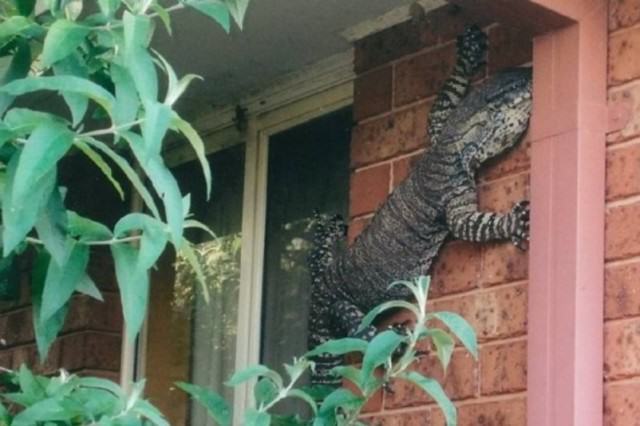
[{"x1": 308, "y1": 26, "x2": 532, "y2": 386}]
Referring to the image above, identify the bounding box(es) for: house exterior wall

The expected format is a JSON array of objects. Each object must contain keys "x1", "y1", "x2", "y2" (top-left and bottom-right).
[
  {"x1": 604, "y1": 0, "x2": 640, "y2": 423},
  {"x1": 347, "y1": 7, "x2": 533, "y2": 423}
]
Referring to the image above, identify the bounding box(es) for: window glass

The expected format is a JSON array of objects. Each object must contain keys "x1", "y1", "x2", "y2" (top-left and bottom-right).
[
  {"x1": 145, "y1": 144, "x2": 244, "y2": 425},
  {"x1": 260, "y1": 108, "x2": 352, "y2": 409}
]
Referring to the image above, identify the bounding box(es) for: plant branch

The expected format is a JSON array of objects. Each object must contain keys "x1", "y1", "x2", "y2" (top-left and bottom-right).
[{"x1": 26, "y1": 234, "x2": 143, "y2": 247}]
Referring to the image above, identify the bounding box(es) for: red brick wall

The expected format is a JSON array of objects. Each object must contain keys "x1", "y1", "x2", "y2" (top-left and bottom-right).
[
  {"x1": 347, "y1": 6, "x2": 533, "y2": 424},
  {"x1": 604, "y1": 1, "x2": 640, "y2": 424}
]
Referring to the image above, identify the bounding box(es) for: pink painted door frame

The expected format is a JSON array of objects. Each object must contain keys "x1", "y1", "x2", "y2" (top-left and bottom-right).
[
  {"x1": 447, "y1": 0, "x2": 608, "y2": 424},
  {"x1": 528, "y1": 1, "x2": 608, "y2": 425}
]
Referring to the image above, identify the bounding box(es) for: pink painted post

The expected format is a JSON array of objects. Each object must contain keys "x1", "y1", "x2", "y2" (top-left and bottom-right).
[{"x1": 527, "y1": 1, "x2": 608, "y2": 425}]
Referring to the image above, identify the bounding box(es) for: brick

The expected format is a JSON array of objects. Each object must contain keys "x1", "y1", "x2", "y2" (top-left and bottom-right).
[
  {"x1": 604, "y1": 319, "x2": 640, "y2": 380},
  {"x1": 480, "y1": 242, "x2": 528, "y2": 287},
  {"x1": 354, "y1": 67, "x2": 393, "y2": 121},
  {"x1": 605, "y1": 261, "x2": 640, "y2": 319},
  {"x1": 350, "y1": 164, "x2": 391, "y2": 217},
  {"x1": 431, "y1": 397, "x2": 526, "y2": 426},
  {"x1": 609, "y1": 26, "x2": 640, "y2": 86},
  {"x1": 478, "y1": 173, "x2": 529, "y2": 212},
  {"x1": 480, "y1": 340, "x2": 527, "y2": 395},
  {"x1": 430, "y1": 283, "x2": 528, "y2": 342},
  {"x1": 368, "y1": 410, "x2": 431, "y2": 425},
  {"x1": 488, "y1": 25, "x2": 533, "y2": 74},
  {"x1": 391, "y1": 152, "x2": 423, "y2": 189},
  {"x1": 610, "y1": 0, "x2": 640, "y2": 32},
  {"x1": 0, "y1": 350, "x2": 11, "y2": 369},
  {"x1": 386, "y1": 349, "x2": 477, "y2": 409},
  {"x1": 604, "y1": 382, "x2": 640, "y2": 426},
  {"x1": 4, "y1": 308, "x2": 34, "y2": 347},
  {"x1": 10, "y1": 342, "x2": 61, "y2": 375},
  {"x1": 351, "y1": 103, "x2": 430, "y2": 168},
  {"x1": 478, "y1": 137, "x2": 530, "y2": 182},
  {"x1": 394, "y1": 44, "x2": 456, "y2": 107},
  {"x1": 605, "y1": 202, "x2": 640, "y2": 261},
  {"x1": 607, "y1": 141, "x2": 640, "y2": 200},
  {"x1": 87, "y1": 248, "x2": 118, "y2": 292},
  {"x1": 348, "y1": 216, "x2": 371, "y2": 245},
  {"x1": 354, "y1": 19, "x2": 438, "y2": 73},
  {"x1": 608, "y1": 85, "x2": 640, "y2": 144},
  {"x1": 60, "y1": 332, "x2": 121, "y2": 372},
  {"x1": 430, "y1": 241, "x2": 482, "y2": 297}
]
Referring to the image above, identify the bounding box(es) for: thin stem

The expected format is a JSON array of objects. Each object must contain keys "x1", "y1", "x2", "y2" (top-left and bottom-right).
[
  {"x1": 81, "y1": 119, "x2": 144, "y2": 138},
  {"x1": 26, "y1": 234, "x2": 143, "y2": 247}
]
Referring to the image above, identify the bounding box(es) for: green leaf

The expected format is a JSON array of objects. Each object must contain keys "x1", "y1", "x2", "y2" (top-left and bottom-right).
[
  {"x1": 73, "y1": 138, "x2": 125, "y2": 200},
  {"x1": 12, "y1": 122, "x2": 72, "y2": 205},
  {"x1": 97, "y1": 0, "x2": 120, "y2": 18},
  {"x1": 18, "y1": 364, "x2": 46, "y2": 402},
  {"x1": 52, "y1": 54, "x2": 89, "y2": 126},
  {"x1": 0, "y1": 38, "x2": 31, "y2": 115},
  {"x1": 184, "y1": 0, "x2": 230, "y2": 32},
  {"x1": 112, "y1": 242, "x2": 149, "y2": 341},
  {"x1": 114, "y1": 213, "x2": 168, "y2": 272},
  {"x1": 111, "y1": 64, "x2": 140, "y2": 127},
  {"x1": 428, "y1": 329, "x2": 455, "y2": 372},
  {"x1": 141, "y1": 102, "x2": 172, "y2": 159},
  {"x1": 306, "y1": 337, "x2": 368, "y2": 358},
  {"x1": 176, "y1": 382, "x2": 230, "y2": 426},
  {"x1": 318, "y1": 388, "x2": 363, "y2": 416},
  {"x1": 2, "y1": 152, "x2": 56, "y2": 255},
  {"x1": 77, "y1": 376, "x2": 124, "y2": 398},
  {"x1": 132, "y1": 399, "x2": 169, "y2": 426},
  {"x1": 329, "y1": 366, "x2": 362, "y2": 389},
  {"x1": 428, "y1": 311, "x2": 478, "y2": 358},
  {"x1": 360, "y1": 330, "x2": 405, "y2": 382},
  {"x1": 14, "y1": 0, "x2": 37, "y2": 16},
  {"x1": 254, "y1": 377, "x2": 279, "y2": 407},
  {"x1": 286, "y1": 389, "x2": 318, "y2": 415},
  {"x1": 76, "y1": 274, "x2": 103, "y2": 301},
  {"x1": 244, "y1": 409, "x2": 270, "y2": 426},
  {"x1": 122, "y1": 12, "x2": 157, "y2": 103},
  {"x1": 81, "y1": 137, "x2": 161, "y2": 219},
  {"x1": 0, "y1": 400, "x2": 10, "y2": 425},
  {"x1": 176, "y1": 239, "x2": 209, "y2": 303},
  {"x1": 0, "y1": 16, "x2": 34, "y2": 44},
  {"x1": 400, "y1": 371, "x2": 456, "y2": 426},
  {"x1": 225, "y1": 0, "x2": 250, "y2": 29},
  {"x1": 34, "y1": 186, "x2": 68, "y2": 265},
  {"x1": 31, "y1": 251, "x2": 68, "y2": 359},
  {"x1": 121, "y1": 132, "x2": 183, "y2": 242},
  {"x1": 151, "y1": 4, "x2": 172, "y2": 35},
  {"x1": 172, "y1": 113, "x2": 212, "y2": 199},
  {"x1": 3, "y1": 109, "x2": 68, "y2": 136},
  {"x1": 226, "y1": 365, "x2": 283, "y2": 388},
  {"x1": 40, "y1": 240, "x2": 89, "y2": 322},
  {"x1": 357, "y1": 300, "x2": 419, "y2": 334},
  {"x1": 1, "y1": 76, "x2": 116, "y2": 113},
  {"x1": 41, "y1": 19, "x2": 89, "y2": 67},
  {"x1": 11, "y1": 397, "x2": 75, "y2": 426},
  {"x1": 67, "y1": 211, "x2": 113, "y2": 242}
]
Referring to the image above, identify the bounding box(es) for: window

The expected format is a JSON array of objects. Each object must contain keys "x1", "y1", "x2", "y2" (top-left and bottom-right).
[{"x1": 139, "y1": 78, "x2": 353, "y2": 424}]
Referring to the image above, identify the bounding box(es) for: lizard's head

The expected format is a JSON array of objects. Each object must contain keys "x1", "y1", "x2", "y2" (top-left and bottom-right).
[{"x1": 468, "y1": 67, "x2": 533, "y2": 167}]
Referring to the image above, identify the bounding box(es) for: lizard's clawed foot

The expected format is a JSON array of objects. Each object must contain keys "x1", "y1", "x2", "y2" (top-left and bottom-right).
[
  {"x1": 510, "y1": 200, "x2": 530, "y2": 250},
  {"x1": 456, "y1": 25, "x2": 488, "y2": 76}
]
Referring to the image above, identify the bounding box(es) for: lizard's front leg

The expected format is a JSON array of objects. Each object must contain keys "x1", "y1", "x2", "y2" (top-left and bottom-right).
[{"x1": 446, "y1": 189, "x2": 529, "y2": 249}]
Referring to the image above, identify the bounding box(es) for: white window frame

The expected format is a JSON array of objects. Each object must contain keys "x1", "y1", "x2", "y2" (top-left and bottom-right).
[{"x1": 124, "y1": 50, "x2": 355, "y2": 421}]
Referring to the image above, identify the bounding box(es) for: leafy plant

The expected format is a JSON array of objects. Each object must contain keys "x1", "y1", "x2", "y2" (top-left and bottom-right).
[
  {"x1": 0, "y1": 365, "x2": 167, "y2": 425},
  {"x1": 0, "y1": 0, "x2": 250, "y2": 359},
  {"x1": 180, "y1": 276, "x2": 478, "y2": 426}
]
